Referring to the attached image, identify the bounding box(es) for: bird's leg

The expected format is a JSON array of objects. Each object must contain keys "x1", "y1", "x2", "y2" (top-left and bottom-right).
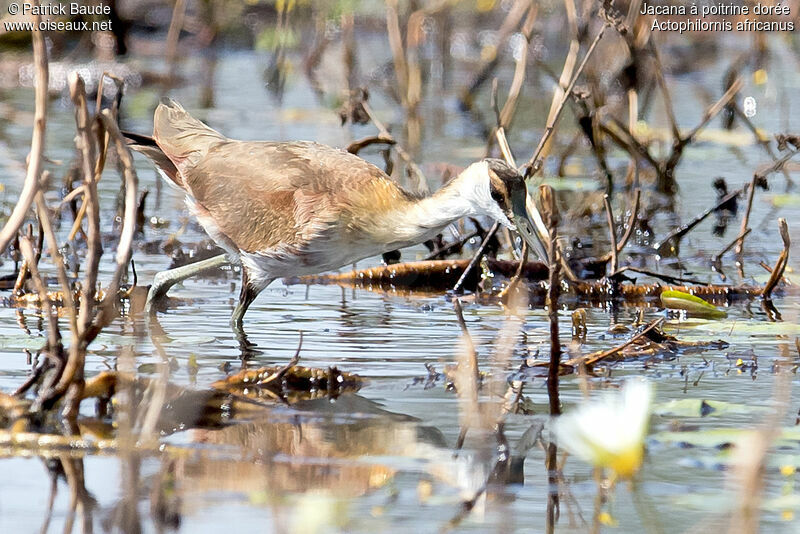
[
  {"x1": 235, "y1": 328, "x2": 262, "y2": 359},
  {"x1": 231, "y1": 267, "x2": 258, "y2": 331},
  {"x1": 145, "y1": 253, "x2": 229, "y2": 311}
]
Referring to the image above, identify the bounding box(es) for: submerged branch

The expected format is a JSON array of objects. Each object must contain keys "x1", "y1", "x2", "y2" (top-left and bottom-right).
[{"x1": 287, "y1": 258, "x2": 768, "y2": 303}]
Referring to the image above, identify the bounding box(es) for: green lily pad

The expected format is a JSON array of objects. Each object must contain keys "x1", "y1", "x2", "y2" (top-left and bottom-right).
[
  {"x1": 694, "y1": 321, "x2": 800, "y2": 338},
  {"x1": 0, "y1": 333, "x2": 46, "y2": 351},
  {"x1": 651, "y1": 428, "x2": 747, "y2": 448},
  {"x1": 163, "y1": 335, "x2": 216, "y2": 345},
  {"x1": 671, "y1": 492, "x2": 733, "y2": 512},
  {"x1": 767, "y1": 454, "x2": 800, "y2": 470},
  {"x1": 137, "y1": 363, "x2": 159, "y2": 374},
  {"x1": 654, "y1": 426, "x2": 800, "y2": 450},
  {"x1": 661, "y1": 290, "x2": 727, "y2": 319},
  {"x1": 767, "y1": 194, "x2": 800, "y2": 208},
  {"x1": 540, "y1": 177, "x2": 597, "y2": 191},
  {"x1": 762, "y1": 494, "x2": 800, "y2": 512},
  {"x1": 654, "y1": 398, "x2": 767, "y2": 418},
  {"x1": 672, "y1": 492, "x2": 800, "y2": 515},
  {"x1": 91, "y1": 333, "x2": 139, "y2": 348}
]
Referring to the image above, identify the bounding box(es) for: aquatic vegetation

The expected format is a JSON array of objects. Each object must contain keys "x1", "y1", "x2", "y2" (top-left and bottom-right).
[
  {"x1": 661, "y1": 289, "x2": 728, "y2": 319},
  {"x1": 212, "y1": 364, "x2": 364, "y2": 401},
  {"x1": 555, "y1": 380, "x2": 653, "y2": 479}
]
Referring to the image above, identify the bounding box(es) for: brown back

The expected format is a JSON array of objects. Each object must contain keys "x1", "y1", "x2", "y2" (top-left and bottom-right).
[{"x1": 152, "y1": 99, "x2": 417, "y2": 255}]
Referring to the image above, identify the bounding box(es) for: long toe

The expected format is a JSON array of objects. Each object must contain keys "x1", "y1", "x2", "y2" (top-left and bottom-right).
[{"x1": 145, "y1": 271, "x2": 173, "y2": 311}]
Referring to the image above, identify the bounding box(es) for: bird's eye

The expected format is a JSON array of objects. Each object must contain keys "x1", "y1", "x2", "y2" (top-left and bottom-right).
[{"x1": 490, "y1": 188, "x2": 504, "y2": 204}]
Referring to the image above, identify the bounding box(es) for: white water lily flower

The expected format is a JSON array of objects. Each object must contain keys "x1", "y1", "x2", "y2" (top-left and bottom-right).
[{"x1": 555, "y1": 380, "x2": 654, "y2": 478}]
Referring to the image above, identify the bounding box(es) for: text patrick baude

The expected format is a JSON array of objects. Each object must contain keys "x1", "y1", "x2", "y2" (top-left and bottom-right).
[{"x1": 16, "y1": 3, "x2": 110, "y2": 16}]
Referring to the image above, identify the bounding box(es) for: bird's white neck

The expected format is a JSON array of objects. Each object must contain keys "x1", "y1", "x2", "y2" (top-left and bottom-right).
[{"x1": 379, "y1": 162, "x2": 509, "y2": 250}]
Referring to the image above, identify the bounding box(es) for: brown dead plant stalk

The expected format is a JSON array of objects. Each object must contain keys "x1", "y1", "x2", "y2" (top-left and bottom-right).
[
  {"x1": 0, "y1": 11, "x2": 47, "y2": 253},
  {"x1": 762, "y1": 218, "x2": 790, "y2": 302},
  {"x1": 541, "y1": 184, "x2": 562, "y2": 416},
  {"x1": 17, "y1": 73, "x2": 140, "y2": 427}
]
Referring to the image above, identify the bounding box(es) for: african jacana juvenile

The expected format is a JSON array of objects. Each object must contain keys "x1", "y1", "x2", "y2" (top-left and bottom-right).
[{"x1": 125, "y1": 99, "x2": 548, "y2": 331}]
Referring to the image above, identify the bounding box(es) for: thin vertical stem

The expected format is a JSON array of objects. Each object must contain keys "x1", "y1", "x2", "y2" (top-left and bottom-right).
[{"x1": 0, "y1": 6, "x2": 47, "y2": 252}]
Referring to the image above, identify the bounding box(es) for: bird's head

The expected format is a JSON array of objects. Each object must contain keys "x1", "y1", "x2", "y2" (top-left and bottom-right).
[{"x1": 460, "y1": 158, "x2": 549, "y2": 260}]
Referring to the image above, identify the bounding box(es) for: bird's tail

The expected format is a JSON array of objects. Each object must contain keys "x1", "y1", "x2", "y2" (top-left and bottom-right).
[
  {"x1": 123, "y1": 98, "x2": 226, "y2": 189},
  {"x1": 122, "y1": 130, "x2": 184, "y2": 188},
  {"x1": 152, "y1": 98, "x2": 226, "y2": 168}
]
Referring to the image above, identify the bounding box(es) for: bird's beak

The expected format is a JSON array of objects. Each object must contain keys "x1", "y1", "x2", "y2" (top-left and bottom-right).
[{"x1": 509, "y1": 185, "x2": 550, "y2": 263}]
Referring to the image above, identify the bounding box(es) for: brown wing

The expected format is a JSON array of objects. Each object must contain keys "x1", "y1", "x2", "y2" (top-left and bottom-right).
[
  {"x1": 182, "y1": 141, "x2": 417, "y2": 255},
  {"x1": 151, "y1": 98, "x2": 417, "y2": 257}
]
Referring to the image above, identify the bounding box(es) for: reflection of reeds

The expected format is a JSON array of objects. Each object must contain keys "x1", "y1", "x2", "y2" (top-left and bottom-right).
[
  {"x1": 446, "y1": 286, "x2": 532, "y2": 529},
  {"x1": 723, "y1": 306, "x2": 797, "y2": 534}
]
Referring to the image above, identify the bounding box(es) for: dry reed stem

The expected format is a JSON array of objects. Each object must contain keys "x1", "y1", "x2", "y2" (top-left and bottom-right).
[
  {"x1": 165, "y1": 0, "x2": 187, "y2": 66},
  {"x1": 725, "y1": 334, "x2": 795, "y2": 533},
  {"x1": 603, "y1": 195, "x2": 619, "y2": 275},
  {"x1": 90, "y1": 75, "x2": 124, "y2": 198},
  {"x1": 541, "y1": 185, "x2": 562, "y2": 416},
  {"x1": 66, "y1": 75, "x2": 123, "y2": 244},
  {"x1": 98, "y1": 110, "x2": 139, "y2": 300},
  {"x1": 495, "y1": 126, "x2": 516, "y2": 167},
  {"x1": 499, "y1": 242, "x2": 528, "y2": 299},
  {"x1": 69, "y1": 73, "x2": 101, "y2": 335},
  {"x1": 404, "y1": 0, "x2": 453, "y2": 110},
  {"x1": 459, "y1": 0, "x2": 532, "y2": 106},
  {"x1": 656, "y1": 186, "x2": 744, "y2": 254},
  {"x1": 736, "y1": 148, "x2": 800, "y2": 258},
  {"x1": 683, "y1": 78, "x2": 742, "y2": 142},
  {"x1": 498, "y1": 4, "x2": 538, "y2": 130},
  {"x1": 616, "y1": 188, "x2": 640, "y2": 253},
  {"x1": 57, "y1": 185, "x2": 86, "y2": 208},
  {"x1": 13, "y1": 258, "x2": 29, "y2": 295},
  {"x1": 524, "y1": 23, "x2": 608, "y2": 177},
  {"x1": 713, "y1": 228, "x2": 752, "y2": 281},
  {"x1": 18, "y1": 237, "x2": 61, "y2": 355},
  {"x1": 360, "y1": 100, "x2": 428, "y2": 192},
  {"x1": 345, "y1": 134, "x2": 395, "y2": 154},
  {"x1": 66, "y1": 199, "x2": 88, "y2": 243},
  {"x1": 648, "y1": 38, "x2": 681, "y2": 141},
  {"x1": 0, "y1": 13, "x2": 47, "y2": 253},
  {"x1": 734, "y1": 177, "x2": 757, "y2": 260},
  {"x1": 452, "y1": 223, "x2": 501, "y2": 293},
  {"x1": 385, "y1": 0, "x2": 409, "y2": 107},
  {"x1": 34, "y1": 180, "x2": 79, "y2": 339},
  {"x1": 453, "y1": 300, "x2": 480, "y2": 432},
  {"x1": 34, "y1": 74, "x2": 102, "y2": 412},
  {"x1": 537, "y1": 40, "x2": 578, "y2": 167},
  {"x1": 762, "y1": 218, "x2": 790, "y2": 300}
]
